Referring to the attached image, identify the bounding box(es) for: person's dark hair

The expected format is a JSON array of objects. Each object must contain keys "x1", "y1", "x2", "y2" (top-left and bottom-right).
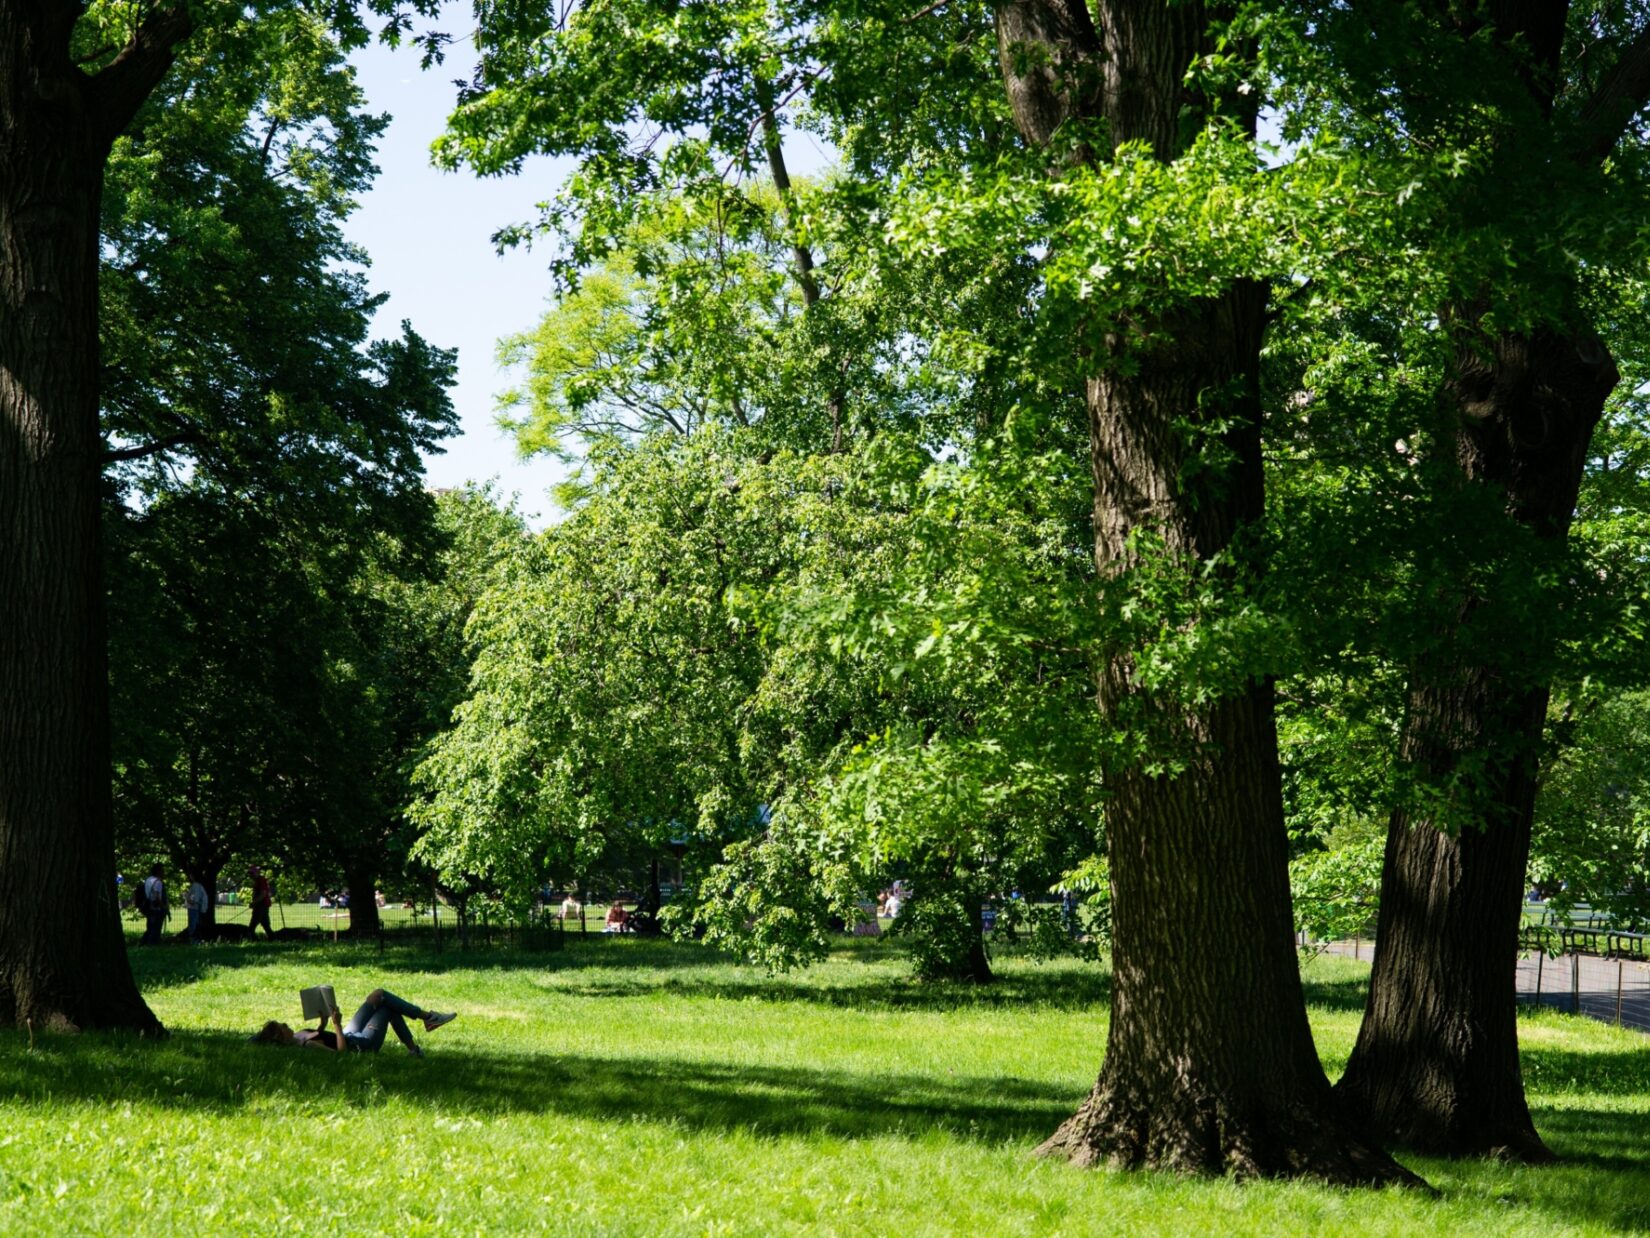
[
  {"x1": 249, "y1": 1020, "x2": 295, "y2": 1046},
  {"x1": 149, "y1": 863, "x2": 163, "y2": 877}
]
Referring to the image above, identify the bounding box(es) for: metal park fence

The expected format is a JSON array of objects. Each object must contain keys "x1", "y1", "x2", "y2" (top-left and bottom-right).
[
  {"x1": 140, "y1": 897, "x2": 572, "y2": 953},
  {"x1": 1313, "y1": 929, "x2": 1650, "y2": 1035}
]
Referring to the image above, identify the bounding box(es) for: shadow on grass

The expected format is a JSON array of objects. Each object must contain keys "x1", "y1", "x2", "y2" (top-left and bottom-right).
[
  {"x1": 555, "y1": 968, "x2": 1113, "y2": 1013},
  {"x1": 130, "y1": 936, "x2": 1115, "y2": 1014},
  {"x1": 1448, "y1": 1107, "x2": 1650, "y2": 1233},
  {"x1": 1295, "y1": 974, "x2": 1372, "y2": 1014},
  {"x1": 126, "y1": 933, "x2": 733, "y2": 991},
  {"x1": 0, "y1": 1030, "x2": 1074, "y2": 1146}
]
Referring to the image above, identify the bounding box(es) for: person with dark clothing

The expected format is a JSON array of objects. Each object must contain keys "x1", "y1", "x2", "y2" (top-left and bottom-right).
[
  {"x1": 248, "y1": 865, "x2": 275, "y2": 938},
  {"x1": 141, "y1": 864, "x2": 168, "y2": 945}
]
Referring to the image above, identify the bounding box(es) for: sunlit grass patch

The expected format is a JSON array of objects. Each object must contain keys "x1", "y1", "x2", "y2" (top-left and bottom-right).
[{"x1": 1, "y1": 938, "x2": 1644, "y2": 1234}]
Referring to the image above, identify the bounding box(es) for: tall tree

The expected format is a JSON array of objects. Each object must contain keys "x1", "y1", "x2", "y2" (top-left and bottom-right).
[
  {"x1": 100, "y1": 2, "x2": 459, "y2": 937},
  {"x1": 1301, "y1": 2, "x2": 1650, "y2": 1159},
  {"x1": 1, "y1": 0, "x2": 192, "y2": 1034},
  {"x1": 0, "y1": 0, "x2": 437, "y2": 1031},
  {"x1": 986, "y1": 0, "x2": 1411, "y2": 1181},
  {"x1": 435, "y1": 0, "x2": 1429, "y2": 1179}
]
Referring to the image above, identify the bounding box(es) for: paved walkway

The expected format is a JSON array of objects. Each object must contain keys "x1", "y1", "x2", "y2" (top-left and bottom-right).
[{"x1": 1315, "y1": 939, "x2": 1650, "y2": 1035}]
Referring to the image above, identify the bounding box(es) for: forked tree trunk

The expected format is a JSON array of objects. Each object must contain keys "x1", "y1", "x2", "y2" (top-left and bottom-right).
[
  {"x1": 0, "y1": 7, "x2": 173, "y2": 1035},
  {"x1": 997, "y1": 0, "x2": 1416, "y2": 1183},
  {"x1": 1337, "y1": 328, "x2": 1617, "y2": 1159}
]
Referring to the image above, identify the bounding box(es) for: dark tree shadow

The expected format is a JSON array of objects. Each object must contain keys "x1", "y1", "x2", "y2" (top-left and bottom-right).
[
  {"x1": 0, "y1": 1030, "x2": 1074, "y2": 1145},
  {"x1": 129, "y1": 935, "x2": 1115, "y2": 1013}
]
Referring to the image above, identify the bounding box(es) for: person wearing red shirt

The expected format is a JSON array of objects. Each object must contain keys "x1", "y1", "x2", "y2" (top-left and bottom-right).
[{"x1": 249, "y1": 865, "x2": 274, "y2": 938}]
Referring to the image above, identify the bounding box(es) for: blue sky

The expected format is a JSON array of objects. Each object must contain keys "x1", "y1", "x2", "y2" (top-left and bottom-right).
[
  {"x1": 342, "y1": 32, "x2": 836, "y2": 527},
  {"x1": 342, "y1": 38, "x2": 570, "y2": 526}
]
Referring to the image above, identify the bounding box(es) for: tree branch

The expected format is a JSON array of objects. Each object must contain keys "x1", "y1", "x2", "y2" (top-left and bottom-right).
[
  {"x1": 1575, "y1": 21, "x2": 1650, "y2": 164},
  {"x1": 103, "y1": 431, "x2": 198, "y2": 465},
  {"x1": 83, "y1": 4, "x2": 194, "y2": 145}
]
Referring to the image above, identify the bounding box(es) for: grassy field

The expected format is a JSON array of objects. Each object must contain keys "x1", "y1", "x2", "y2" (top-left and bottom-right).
[{"x1": 2, "y1": 937, "x2": 1647, "y2": 1236}]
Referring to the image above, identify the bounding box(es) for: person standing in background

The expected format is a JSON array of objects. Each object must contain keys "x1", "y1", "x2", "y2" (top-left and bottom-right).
[
  {"x1": 248, "y1": 865, "x2": 275, "y2": 939},
  {"x1": 141, "y1": 864, "x2": 168, "y2": 945},
  {"x1": 185, "y1": 878, "x2": 210, "y2": 944}
]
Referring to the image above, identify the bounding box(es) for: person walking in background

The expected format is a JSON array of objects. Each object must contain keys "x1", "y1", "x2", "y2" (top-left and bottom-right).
[
  {"x1": 248, "y1": 865, "x2": 275, "y2": 939},
  {"x1": 141, "y1": 864, "x2": 168, "y2": 945},
  {"x1": 185, "y1": 877, "x2": 210, "y2": 944}
]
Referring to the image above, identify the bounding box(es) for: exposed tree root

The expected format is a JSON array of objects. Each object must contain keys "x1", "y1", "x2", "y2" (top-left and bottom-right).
[{"x1": 1036, "y1": 1077, "x2": 1432, "y2": 1190}]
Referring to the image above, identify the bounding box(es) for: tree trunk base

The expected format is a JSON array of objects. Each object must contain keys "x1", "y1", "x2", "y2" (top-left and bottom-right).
[
  {"x1": 1335, "y1": 1071, "x2": 1554, "y2": 1164},
  {"x1": 1036, "y1": 1077, "x2": 1428, "y2": 1188},
  {"x1": 6, "y1": 986, "x2": 165, "y2": 1039}
]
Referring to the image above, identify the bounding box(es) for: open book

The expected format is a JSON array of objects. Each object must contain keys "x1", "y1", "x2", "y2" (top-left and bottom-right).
[{"x1": 299, "y1": 985, "x2": 339, "y2": 1021}]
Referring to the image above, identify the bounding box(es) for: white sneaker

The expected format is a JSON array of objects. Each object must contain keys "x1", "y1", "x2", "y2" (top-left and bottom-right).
[{"x1": 423, "y1": 1011, "x2": 457, "y2": 1032}]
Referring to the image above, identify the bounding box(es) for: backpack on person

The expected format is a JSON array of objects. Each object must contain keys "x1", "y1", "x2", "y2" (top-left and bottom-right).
[{"x1": 132, "y1": 879, "x2": 151, "y2": 914}]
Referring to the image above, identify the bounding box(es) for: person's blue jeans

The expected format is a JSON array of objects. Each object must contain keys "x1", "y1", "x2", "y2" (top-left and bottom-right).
[
  {"x1": 187, "y1": 907, "x2": 202, "y2": 943},
  {"x1": 342, "y1": 989, "x2": 427, "y2": 1052},
  {"x1": 142, "y1": 910, "x2": 166, "y2": 944}
]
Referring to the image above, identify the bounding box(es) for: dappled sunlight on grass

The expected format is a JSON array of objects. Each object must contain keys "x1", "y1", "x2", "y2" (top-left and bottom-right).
[{"x1": 0, "y1": 936, "x2": 1644, "y2": 1233}]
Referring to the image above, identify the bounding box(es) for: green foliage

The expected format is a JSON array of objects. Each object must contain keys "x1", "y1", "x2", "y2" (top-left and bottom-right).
[
  {"x1": 1289, "y1": 827, "x2": 1385, "y2": 946},
  {"x1": 495, "y1": 181, "x2": 796, "y2": 466},
  {"x1": 102, "y1": 8, "x2": 460, "y2": 900},
  {"x1": 101, "y1": 7, "x2": 456, "y2": 534},
  {"x1": 1532, "y1": 685, "x2": 1650, "y2": 927},
  {"x1": 1056, "y1": 855, "x2": 1113, "y2": 953}
]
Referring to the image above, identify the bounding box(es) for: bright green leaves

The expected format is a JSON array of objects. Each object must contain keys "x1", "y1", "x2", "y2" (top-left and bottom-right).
[{"x1": 495, "y1": 181, "x2": 798, "y2": 459}]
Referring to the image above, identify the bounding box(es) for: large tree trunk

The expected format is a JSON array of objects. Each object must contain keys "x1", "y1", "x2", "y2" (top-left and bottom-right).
[
  {"x1": 0, "y1": 3, "x2": 188, "y2": 1031},
  {"x1": 1337, "y1": 327, "x2": 1617, "y2": 1159},
  {"x1": 185, "y1": 865, "x2": 222, "y2": 929},
  {"x1": 346, "y1": 860, "x2": 381, "y2": 938},
  {"x1": 1038, "y1": 290, "x2": 1409, "y2": 1183},
  {"x1": 998, "y1": 0, "x2": 1414, "y2": 1184},
  {"x1": 0, "y1": 7, "x2": 168, "y2": 1034}
]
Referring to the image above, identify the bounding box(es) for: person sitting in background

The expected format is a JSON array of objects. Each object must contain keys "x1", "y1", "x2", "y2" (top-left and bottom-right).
[
  {"x1": 559, "y1": 893, "x2": 583, "y2": 922},
  {"x1": 250, "y1": 988, "x2": 457, "y2": 1057},
  {"x1": 604, "y1": 901, "x2": 629, "y2": 933}
]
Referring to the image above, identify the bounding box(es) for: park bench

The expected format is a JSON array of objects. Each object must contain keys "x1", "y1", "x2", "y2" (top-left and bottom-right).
[
  {"x1": 1607, "y1": 930, "x2": 1650, "y2": 963},
  {"x1": 1560, "y1": 925, "x2": 1611, "y2": 956}
]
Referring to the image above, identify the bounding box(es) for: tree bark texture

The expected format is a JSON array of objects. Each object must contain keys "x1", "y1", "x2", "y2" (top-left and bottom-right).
[
  {"x1": 0, "y1": 4, "x2": 184, "y2": 1034},
  {"x1": 998, "y1": 1, "x2": 1415, "y2": 1184},
  {"x1": 1337, "y1": 327, "x2": 1617, "y2": 1159}
]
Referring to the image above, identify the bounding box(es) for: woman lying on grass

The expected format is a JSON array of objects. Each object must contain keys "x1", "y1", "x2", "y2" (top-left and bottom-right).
[{"x1": 251, "y1": 989, "x2": 457, "y2": 1057}]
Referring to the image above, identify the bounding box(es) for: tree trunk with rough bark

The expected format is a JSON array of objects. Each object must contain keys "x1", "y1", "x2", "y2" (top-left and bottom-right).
[
  {"x1": 1337, "y1": 327, "x2": 1617, "y2": 1160},
  {"x1": 997, "y1": 0, "x2": 1416, "y2": 1183},
  {"x1": 1, "y1": 7, "x2": 151, "y2": 1034},
  {"x1": 0, "y1": 2, "x2": 188, "y2": 1033}
]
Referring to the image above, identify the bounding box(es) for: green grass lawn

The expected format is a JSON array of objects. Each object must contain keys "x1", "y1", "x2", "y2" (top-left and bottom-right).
[{"x1": 3, "y1": 937, "x2": 1646, "y2": 1235}]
